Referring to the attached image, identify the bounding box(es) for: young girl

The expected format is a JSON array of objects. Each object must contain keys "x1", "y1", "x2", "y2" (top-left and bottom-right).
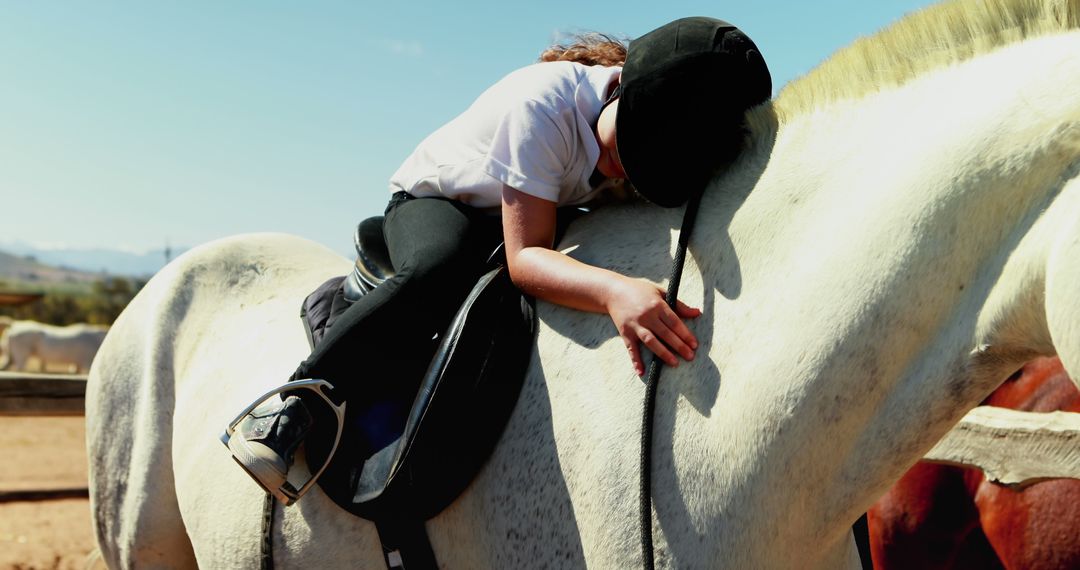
[{"x1": 227, "y1": 16, "x2": 772, "y2": 503}]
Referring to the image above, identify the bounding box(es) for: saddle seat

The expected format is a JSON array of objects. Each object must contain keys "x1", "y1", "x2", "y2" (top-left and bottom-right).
[{"x1": 343, "y1": 215, "x2": 395, "y2": 300}]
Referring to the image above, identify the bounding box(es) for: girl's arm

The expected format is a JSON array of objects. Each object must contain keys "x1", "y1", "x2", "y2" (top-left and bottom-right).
[{"x1": 501, "y1": 185, "x2": 699, "y2": 376}]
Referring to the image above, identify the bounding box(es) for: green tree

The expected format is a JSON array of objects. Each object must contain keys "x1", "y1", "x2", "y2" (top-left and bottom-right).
[{"x1": 0, "y1": 277, "x2": 144, "y2": 325}]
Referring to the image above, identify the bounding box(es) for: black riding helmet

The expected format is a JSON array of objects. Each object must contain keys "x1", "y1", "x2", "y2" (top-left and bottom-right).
[{"x1": 616, "y1": 17, "x2": 772, "y2": 207}]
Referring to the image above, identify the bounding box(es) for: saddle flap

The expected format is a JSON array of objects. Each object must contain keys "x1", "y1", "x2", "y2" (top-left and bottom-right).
[
  {"x1": 305, "y1": 265, "x2": 535, "y2": 521},
  {"x1": 353, "y1": 267, "x2": 525, "y2": 503}
]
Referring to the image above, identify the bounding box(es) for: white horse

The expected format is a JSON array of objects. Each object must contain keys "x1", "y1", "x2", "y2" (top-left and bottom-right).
[
  {"x1": 0, "y1": 319, "x2": 108, "y2": 373},
  {"x1": 0, "y1": 316, "x2": 10, "y2": 365},
  {"x1": 87, "y1": 0, "x2": 1080, "y2": 567}
]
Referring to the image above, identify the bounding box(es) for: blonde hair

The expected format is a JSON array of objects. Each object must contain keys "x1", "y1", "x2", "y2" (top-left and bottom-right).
[
  {"x1": 539, "y1": 32, "x2": 627, "y2": 67},
  {"x1": 773, "y1": 0, "x2": 1080, "y2": 122}
]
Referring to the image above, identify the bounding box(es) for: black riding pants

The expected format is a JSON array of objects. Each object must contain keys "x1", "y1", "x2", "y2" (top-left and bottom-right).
[{"x1": 291, "y1": 192, "x2": 503, "y2": 402}]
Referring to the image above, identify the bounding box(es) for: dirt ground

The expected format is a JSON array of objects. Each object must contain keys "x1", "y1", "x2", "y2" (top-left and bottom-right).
[{"x1": 0, "y1": 416, "x2": 97, "y2": 570}]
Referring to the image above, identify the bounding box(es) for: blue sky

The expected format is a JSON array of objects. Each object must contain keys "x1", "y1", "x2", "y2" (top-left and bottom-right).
[{"x1": 1, "y1": 1, "x2": 937, "y2": 258}]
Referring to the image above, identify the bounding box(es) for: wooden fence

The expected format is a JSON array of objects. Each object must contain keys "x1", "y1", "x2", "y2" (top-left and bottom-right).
[
  {"x1": 0, "y1": 371, "x2": 87, "y2": 415},
  {"x1": 925, "y1": 406, "x2": 1080, "y2": 486},
  {"x1": 0, "y1": 372, "x2": 90, "y2": 502}
]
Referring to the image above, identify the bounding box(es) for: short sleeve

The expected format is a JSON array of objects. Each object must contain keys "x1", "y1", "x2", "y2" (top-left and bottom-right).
[{"x1": 482, "y1": 99, "x2": 572, "y2": 202}]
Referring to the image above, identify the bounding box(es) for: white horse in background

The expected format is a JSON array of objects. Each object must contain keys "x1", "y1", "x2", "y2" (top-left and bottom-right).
[
  {"x1": 0, "y1": 319, "x2": 108, "y2": 374},
  {"x1": 87, "y1": 0, "x2": 1080, "y2": 567},
  {"x1": 0, "y1": 316, "x2": 11, "y2": 366}
]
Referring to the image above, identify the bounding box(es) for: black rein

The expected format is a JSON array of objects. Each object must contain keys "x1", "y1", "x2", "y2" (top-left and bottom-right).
[{"x1": 640, "y1": 187, "x2": 704, "y2": 570}]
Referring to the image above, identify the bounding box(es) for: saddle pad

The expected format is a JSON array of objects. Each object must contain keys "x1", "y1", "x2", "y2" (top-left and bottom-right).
[
  {"x1": 299, "y1": 275, "x2": 348, "y2": 349},
  {"x1": 300, "y1": 266, "x2": 535, "y2": 521}
]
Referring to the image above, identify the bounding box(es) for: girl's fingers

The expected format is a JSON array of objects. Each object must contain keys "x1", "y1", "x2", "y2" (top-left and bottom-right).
[
  {"x1": 657, "y1": 304, "x2": 698, "y2": 355},
  {"x1": 653, "y1": 316, "x2": 695, "y2": 361},
  {"x1": 624, "y1": 335, "x2": 645, "y2": 376},
  {"x1": 617, "y1": 287, "x2": 702, "y2": 375},
  {"x1": 674, "y1": 299, "x2": 702, "y2": 318},
  {"x1": 666, "y1": 311, "x2": 699, "y2": 353},
  {"x1": 637, "y1": 327, "x2": 679, "y2": 368}
]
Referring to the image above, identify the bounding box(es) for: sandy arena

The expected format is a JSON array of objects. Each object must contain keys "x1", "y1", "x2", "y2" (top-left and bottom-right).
[{"x1": 0, "y1": 416, "x2": 96, "y2": 570}]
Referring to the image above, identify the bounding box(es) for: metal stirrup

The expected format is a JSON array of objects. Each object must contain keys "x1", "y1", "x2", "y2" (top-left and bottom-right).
[{"x1": 224, "y1": 379, "x2": 346, "y2": 505}]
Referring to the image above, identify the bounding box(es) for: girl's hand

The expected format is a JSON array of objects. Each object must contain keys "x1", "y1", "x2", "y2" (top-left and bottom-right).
[
  {"x1": 606, "y1": 276, "x2": 701, "y2": 376},
  {"x1": 499, "y1": 186, "x2": 700, "y2": 377}
]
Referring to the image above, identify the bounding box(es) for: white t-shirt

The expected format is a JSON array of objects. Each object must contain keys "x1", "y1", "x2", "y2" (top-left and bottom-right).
[{"x1": 389, "y1": 61, "x2": 622, "y2": 209}]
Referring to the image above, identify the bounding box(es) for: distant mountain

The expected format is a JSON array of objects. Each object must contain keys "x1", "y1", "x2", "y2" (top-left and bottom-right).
[
  {"x1": 0, "y1": 242, "x2": 186, "y2": 278},
  {"x1": 0, "y1": 249, "x2": 103, "y2": 284}
]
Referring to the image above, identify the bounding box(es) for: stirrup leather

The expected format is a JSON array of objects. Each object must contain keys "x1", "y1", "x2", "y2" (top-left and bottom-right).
[{"x1": 222, "y1": 379, "x2": 346, "y2": 505}]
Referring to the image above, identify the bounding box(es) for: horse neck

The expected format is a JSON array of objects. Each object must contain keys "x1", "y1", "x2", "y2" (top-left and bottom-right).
[{"x1": 676, "y1": 31, "x2": 1080, "y2": 552}]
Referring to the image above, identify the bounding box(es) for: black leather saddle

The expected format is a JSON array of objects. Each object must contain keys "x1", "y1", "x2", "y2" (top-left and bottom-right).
[
  {"x1": 299, "y1": 216, "x2": 533, "y2": 522},
  {"x1": 299, "y1": 210, "x2": 586, "y2": 567}
]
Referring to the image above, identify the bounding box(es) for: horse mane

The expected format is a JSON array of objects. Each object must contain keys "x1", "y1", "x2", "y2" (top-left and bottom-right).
[{"x1": 763, "y1": 0, "x2": 1080, "y2": 124}]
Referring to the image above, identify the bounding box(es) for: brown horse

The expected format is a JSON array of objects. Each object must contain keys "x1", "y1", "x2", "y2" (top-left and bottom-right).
[{"x1": 868, "y1": 356, "x2": 1080, "y2": 569}]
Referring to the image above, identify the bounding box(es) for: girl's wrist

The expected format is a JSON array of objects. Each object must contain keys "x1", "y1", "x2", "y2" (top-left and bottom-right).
[{"x1": 599, "y1": 272, "x2": 631, "y2": 313}]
